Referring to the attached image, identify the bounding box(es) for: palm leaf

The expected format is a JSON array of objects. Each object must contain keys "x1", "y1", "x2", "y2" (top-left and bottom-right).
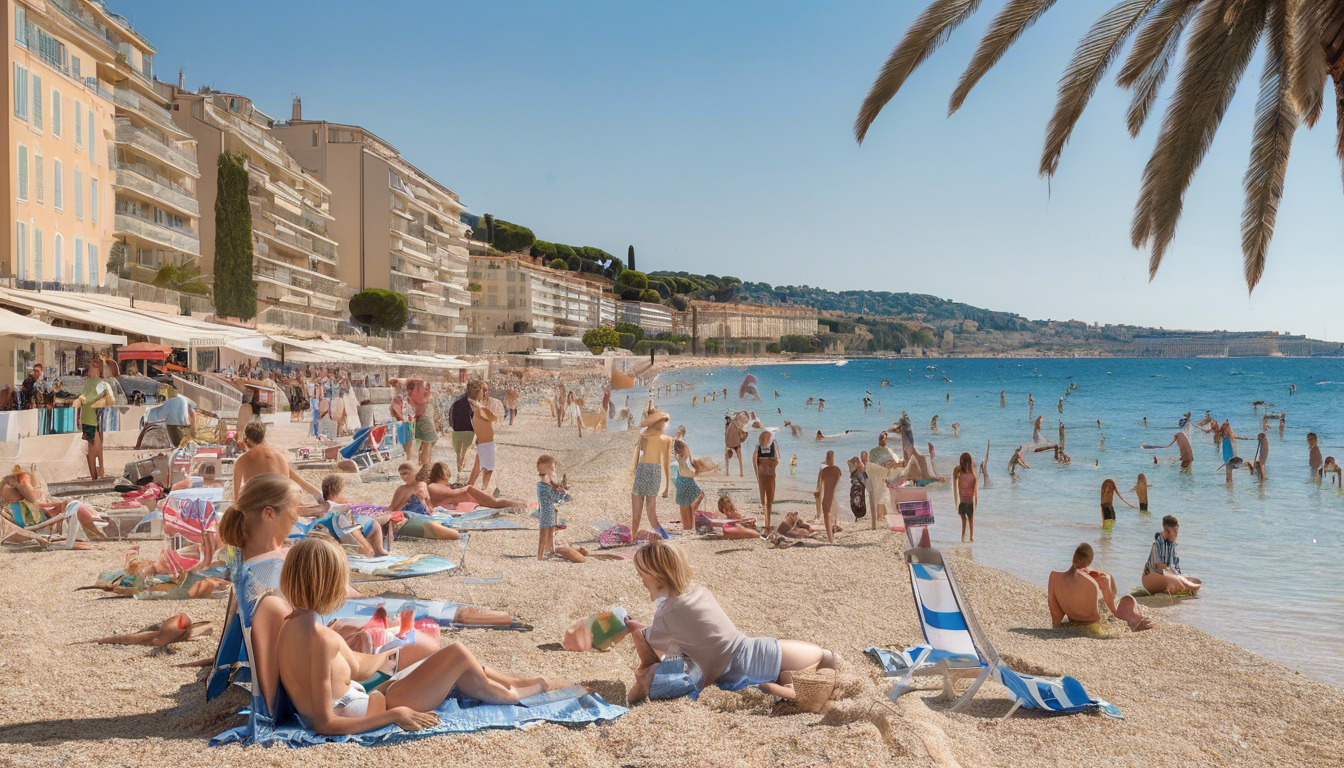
[
  {"x1": 854, "y1": 0, "x2": 987, "y2": 143},
  {"x1": 1241, "y1": 0, "x2": 1298, "y2": 290},
  {"x1": 1290, "y1": 0, "x2": 1328, "y2": 125},
  {"x1": 949, "y1": 0, "x2": 1060, "y2": 115},
  {"x1": 1132, "y1": 0, "x2": 1268, "y2": 274},
  {"x1": 1039, "y1": 0, "x2": 1162, "y2": 178},
  {"x1": 1119, "y1": 0, "x2": 1201, "y2": 137}
]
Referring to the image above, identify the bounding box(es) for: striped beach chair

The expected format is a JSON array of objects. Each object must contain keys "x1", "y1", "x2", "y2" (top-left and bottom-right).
[{"x1": 877, "y1": 547, "x2": 1122, "y2": 719}]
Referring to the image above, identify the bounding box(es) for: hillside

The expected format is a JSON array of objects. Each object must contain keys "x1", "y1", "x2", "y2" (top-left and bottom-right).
[{"x1": 735, "y1": 283, "x2": 1032, "y2": 332}]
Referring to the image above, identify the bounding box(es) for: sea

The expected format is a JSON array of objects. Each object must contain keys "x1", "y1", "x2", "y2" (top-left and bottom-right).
[{"x1": 652, "y1": 357, "x2": 1344, "y2": 687}]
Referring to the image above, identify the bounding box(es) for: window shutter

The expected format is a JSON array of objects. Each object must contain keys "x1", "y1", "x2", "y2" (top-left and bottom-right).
[
  {"x1": 15, "y1": 222, "x2": 26, "y2": 279},
  {"x1": 74, "y1": 101, "x2": 82, "y2": 144},
  {"x1": 54, "y1": 234, "x2": 62, "y2": 281},
  {"x1": 74, "y1": 169, "x2": 83, "y2": 219},
  {"x1": 51, "y1": 90, "x2": 61, "y2": 138},
  {"x1": 33, "y1": 151, "x2": 43, "y2": 205},
  {"x1": 88, "y1": 112, "x2": 95, "y2": 163},
  {"x1": 53, "y1": 159, "x2": 62, "y2": 210},
  {"x1": 31, "y1": 74, "x2": 41, "y2": 130},
  {"x1": 33, "y1": 228, "x2": 43, "y2": 282},
  {"x1": 91, "y1": 178, "x2": 98, "y2": 222},
  {"x1": 89, "y1": 244, "x2": 98, "y2": 285},
  {"x1": 75, "y1": 238, "x2": 83, "y2": 284},
  {"x1": 17, "y1": 145, "x2": 27, "y2": 200}
]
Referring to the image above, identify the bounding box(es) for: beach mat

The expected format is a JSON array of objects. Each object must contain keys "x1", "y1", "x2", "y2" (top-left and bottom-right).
[
  {"x1": 84, "y1": 567, "x2": 229, "y2": 600},
  {"x1": 347, "y1": 554, "x2": 456, "y2": 581},
  {"x1": 209, "y1": 686, "x2": 627, "y2": 747},
  {"x1": 325, "y1": 596, "x2": 532, "y2": 632}
]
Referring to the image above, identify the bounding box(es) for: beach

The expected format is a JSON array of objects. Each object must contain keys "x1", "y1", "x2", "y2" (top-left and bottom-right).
[{"x1": 2, "y1": 389, "x2": 1342, "y2": 768}]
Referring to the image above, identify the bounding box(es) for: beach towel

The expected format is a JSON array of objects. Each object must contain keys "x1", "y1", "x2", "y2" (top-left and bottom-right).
[
  {"x1": 86, "y1": 566, "x2": 228, "y2": 599},
  {"x1": 208, "y1": 685, "x2": 627, "y2": 747},
  {"x1": 323, "y1": 597, "x2": 533, "y2": 632},
  {"x1": 346, "y1": 553, "x2": 456, "y2": 581}
]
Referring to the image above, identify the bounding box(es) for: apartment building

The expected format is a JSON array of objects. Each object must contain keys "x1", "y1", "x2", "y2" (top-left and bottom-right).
[
  {"x1": 682, "y1": 300, "x2": 819, "y2": 354},
  {"x1": 5, "y1": 0, "x2": 129, "y2": 287},
  {"x1": 272, "y1": 103, "x2": 472, "y2": 354},
  {"x1": 166, "y1": 87, "x2": 346, "y2": 331},
  {"x1": 618, "y1": 300, "x2": 674, "y2": 336},
  {"x1": 466, "y1": 253, "x2": 615, "y2": 350}
]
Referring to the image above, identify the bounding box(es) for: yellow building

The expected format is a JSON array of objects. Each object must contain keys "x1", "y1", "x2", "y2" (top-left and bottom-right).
[
  {"x1": 273, "y1": 104, "x2": 472, "y2": 354},
  {"x1": 166, "y1": 86, "x2": 347, "y2": 332},
  {"x1": 467, "y1": 253, "x2": 615, "y2": 351},
  {"x1": 4, "y1": 0, "x2": 128, "y2": 287}
]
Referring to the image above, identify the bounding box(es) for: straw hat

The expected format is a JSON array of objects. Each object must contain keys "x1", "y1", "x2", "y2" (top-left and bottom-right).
[{"x1": 639, "y1": 410, "x2": 670, "y2": 429}]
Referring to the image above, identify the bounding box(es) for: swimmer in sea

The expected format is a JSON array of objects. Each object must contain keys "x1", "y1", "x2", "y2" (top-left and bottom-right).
[
  {"x1": 929, "y1": 415, "x2": 939, "y2": 433},
  {"x1": 1131, "y1": 473, "x2": 1154, "y2": 512},
  {"x1": 1323, "y1": 456, "x2": 1341, "y2": 487},
  {"x1": 1058, "y1": 397, "x2": 1063, "y2": 413},
  {"x1": 1008, "y1": 447, "x2": 1029, "y2": 482},
  {"x1": 1100, "y1": 478, "x2": 1135, "y2": 529},
  {"x1": 1032, "y1": 415, "x2": 1044, "y2": 444},
  {"x1": 1308, "y1": 432, "x2": 1323, "y2": 480},
  {"x1": 979, "y1": 441, "x2": 991, "y2": 488},
  {"x1": 1000, "y1": 390, "x2": 1005, "y2": 408},
  {"x1": 1150, "y1": 432, "x2": 1195, "y2": 469},
  {"x1": 1028, "y1": 393, "x2": 1034, "y2": 418}
]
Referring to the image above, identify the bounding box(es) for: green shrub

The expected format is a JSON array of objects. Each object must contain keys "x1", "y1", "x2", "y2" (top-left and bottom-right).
[
  {"x1": 669, "y1": 294, "x2": 689, "y2": 311},
  {"x1": 618, "y1": 333, "x2": 636, "y2": 349},
  {"x1": 214, "y1": 151, "x2": 256, "y2": 319},
  {"x1": 582, "y1": 326, "x2": 621, "y2": 350},
  {"x1": 620, "y1": 288, "x2": 642, "y2": 301},
  {"x1": 487, "y1": 218, "x2": 535, "y2": 253},
  {"x1": 638, "y1": 288, "x2": 661, "y2": 304},
  {"x1": 554, "y1": 244, "x2": 577, "y2": 260},
  {"x1": 766, "y1": 342, "x2": 781, "y2": 353},
  {"x1": 548, "y1": 258, "x2": 567, "y2": 270},
  {"x1": 617, "y1": 269, "x2": 648, "y2": 290},
  {"x1": 349, "y1": 288, "x2": 408, "y2": 334},
  {"x1": 512, "y1": 320, "x2": 531, "y2": 333},
  {"x1": 531, "y1": 240, "x2": 557, "y2": 259},
  {"x1": 614, "y1": 322, "x2": 644, "y2": 343}
]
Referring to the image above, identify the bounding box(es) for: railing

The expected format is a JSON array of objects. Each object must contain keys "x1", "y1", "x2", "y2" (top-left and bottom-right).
[
  {"x1": 258, "y1": 306, "x2": 344, "y2": 335},
  {"x1": 48, "y1": 0, "x2": 155, "y2": 61},
  {"x1": 392, "y1": 259, "x2": 435, "y2": 281},
  {"x1": 254, "y1": 255, "x2": 341, "y2": 293},
  {"x1": 114, "y1": 212, "x2": 201, "y2": 255},
  {"x1": 4, "y1": 275, "x2": 214, "y2": 314},
  {"x1": 172, "y1": 373, "x2": 241, "y2": 414},
  {"x1": 113, "y1": 88, "x2": 180, "y2": 134},
  {"x1": 248, "y1": 187, "x2": 330, "y2": 238},
  {"x1": 252, "y1": 240, "x2": 337, "y2": 279},
  {"x1": 114, "y1": 166, "x2": 199, "y2": 216},
  {"x1": 251, "y1": 210, "x2": 337, "y2": 262},
  {"x1": 114, "y1": 119, "x2": 199, "y2": 174},
  {"x1": 85, "y1": 77, "x2": 113, "y2": 101}
]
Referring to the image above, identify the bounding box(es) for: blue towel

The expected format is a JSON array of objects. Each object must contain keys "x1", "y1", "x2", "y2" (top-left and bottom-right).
[
  {"x1": 208, "y1": 688, "x2": 627, "y2": 747},
  {"x1": 346, "y1": 554, "x2": 456, "y2": 580}
]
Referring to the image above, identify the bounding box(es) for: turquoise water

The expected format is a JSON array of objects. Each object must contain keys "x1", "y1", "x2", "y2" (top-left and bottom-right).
[{"x1": 654, "y1": 358, "x2": 1344, "y2": 686}]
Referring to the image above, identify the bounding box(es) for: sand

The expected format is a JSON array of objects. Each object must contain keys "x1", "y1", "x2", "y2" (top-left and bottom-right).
[{"x1": 1, "y1": 401, "x2": 1341, "y2": 768}]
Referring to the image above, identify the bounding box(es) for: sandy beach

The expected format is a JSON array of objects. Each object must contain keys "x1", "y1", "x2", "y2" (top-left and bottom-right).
[{"x1": 2, "y1": 401, "x2": 1341, "y2": 768}]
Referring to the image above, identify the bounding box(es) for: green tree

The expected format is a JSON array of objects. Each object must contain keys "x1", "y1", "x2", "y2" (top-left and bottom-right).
[
  {"x1": 638, "y1": 288, "x2": 661, "y2": 304},
  {"x1": 614, "y1": 322, "x2": 645, "y2": 343},
  {"x1": 853, "y1": 0, "x2": 1344, "y2": 291},
  {"x1": 582, "y1": 326, "x2": 621, "y2": 350},
  {"x1": 669, "y1": 294, "x2": 689, "y2": 311},
  {"x1": 531, "y1": 240, "x2": 557, "y2": 259},
  {"x1": 152, "y1": 263, "x2": 210, "y2": 295},
  {"x1": 349, "y1": 288, "x2": 408, "y2": 334},
  {"x1": 490, "y1": 219, "x2": 535, "y2": 253},
  {"x1": 627, "y1": 244, "x2": 636, "y2": 271},
  {"x1": 548, "y1": 258, "x2": 568, "y2": 270},
  {"x1": 618, "y1": 269, "x2": 648, "y2": 290},
  {"x1": 213, "y1": 151, "x2": 255, "y2": 319}
]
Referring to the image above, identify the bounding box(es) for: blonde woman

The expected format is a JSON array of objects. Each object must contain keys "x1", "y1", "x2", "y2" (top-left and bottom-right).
[
  {"x1": 276, "y1": 538, "x2": 562, "y2": 735},
  {"x1": 623, "y1": 540, "x2": 836, "y2": 705}
]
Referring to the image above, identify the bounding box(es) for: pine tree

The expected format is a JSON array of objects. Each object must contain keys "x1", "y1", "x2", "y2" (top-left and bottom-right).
[
  {"x1": 213, "y1": 151, "x2": 256, "y2": 319},
  {"x1": 627, "y1": 245, "x2": 635, "y2": 271}
]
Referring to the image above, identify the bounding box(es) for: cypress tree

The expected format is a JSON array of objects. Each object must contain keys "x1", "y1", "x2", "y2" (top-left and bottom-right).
[
  {"x1": 214, "y1": 151, "x2": 256, "y2": 320},
  {"x1": 627, "y1": 245, "x2": 635, "y2": 271}
]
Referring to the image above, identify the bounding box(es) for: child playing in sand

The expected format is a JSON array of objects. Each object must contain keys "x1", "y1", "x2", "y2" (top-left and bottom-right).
[
  {"x1": 536, "y1": 455, "x2": 575, "y2": 560},
  {"x1": 1131, "y1": 473, "x2": 1154, "y2": 512}
]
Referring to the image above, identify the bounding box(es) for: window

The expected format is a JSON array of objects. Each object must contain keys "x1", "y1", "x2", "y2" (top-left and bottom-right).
[
  {"x1": 51, "y1": 89, "x2": 61, "y2": 138},
  {"x1": 33, "y1": 148, "x2": 43, "y2": 205},
  {"x1": 141, "y1": 54, "x2": 152, "y2": 79},
  {"x1": 53, "y1": 158, "x2": 62, "y2": 210},
  {"x1": 13, "y1": 64, "x2": 28, "y2": 120},
  {"x1": 32, "y1": 74, "x2": 41, "y2": 130},
  {"x1": 488, "y1": 295, "x2": 497, "y2": 307},
  {"x1": 71, "y1": 56, "x2": 80, "y2": 81},
  {"x1": 90, "y1": 178, "x2": 98, "y2": 222},
  {"x1": 74, "y1": 101, "x2": 82, "y2": 145},
  {"x1": 74, "y1": 237, "x2": 84, "y2": 284},
  {"x1": 74, "y1": 169, "x2": 82, "y2": 219},
  {"x1": 87, "y1": 112, "x2": 94, "y2": 163},
  {"x1": 88, "y1": 243, "x2": 98, "y2": 286},
  {"x1": 53, "y1": 234, "x2": 62, "y2": 282},
  {"x1": 33, "y1": 228, "x2": 43, "y2": 282},
  {"x1": 14, "y1": 222, "x2": 27, "y2": 279},
  {"x1": 17, "y1": 144, "x2": 30, "y2": 202},
  {"x1": 14, "y1": 6, "x2": 25, "y2": 46},
  {"x1": 312, "y1": 129, "x2": 318, "y2": 147}
]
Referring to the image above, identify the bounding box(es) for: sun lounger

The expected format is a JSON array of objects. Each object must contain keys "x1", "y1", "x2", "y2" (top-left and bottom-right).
[
  {"x1": 1, "y1": 499, "x2": 93, "y2": 550},
  {"x1": 874, "y1": 547, "x2": 1122, "y2": 719},
  {"x1": 337, "y1": 425, "x2": 392, "y2": 470}
]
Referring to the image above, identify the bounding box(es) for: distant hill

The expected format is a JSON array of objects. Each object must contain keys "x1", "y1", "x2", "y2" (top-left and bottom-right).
[{"x1": 735, "y1": 282, "x2": 1033, "y2": 332}]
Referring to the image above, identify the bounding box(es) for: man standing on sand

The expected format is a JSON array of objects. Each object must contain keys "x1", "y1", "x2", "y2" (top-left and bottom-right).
[
  {"x1": 447, "y1": 382, "x2": 475, "y2": 481},
  {"x1": 1141, "y1": 516, "x2": 1202, "y2": 595},
  {"x1": 814, "y1": 450, "x2": 842, "y2": 544},
  {"x1": 466, "y1": 381, "x2": 498, "y2": 491},
  {"x1": 406, "y1": 379, "x2": 439, "y2": 470},
  {"x1": 75, "y1": 358, "x2": 115, "y2": 480},
  {"x1": 232, "y1": 421, "x2": 322, "y2": 503},
  {"x1": 1049, "y1": 543, "x2": 1152, "y2": 631}
]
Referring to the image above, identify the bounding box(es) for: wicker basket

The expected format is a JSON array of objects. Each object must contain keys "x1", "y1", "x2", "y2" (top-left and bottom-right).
[{"x1": 792, "y1": 669, "x2": 835, "y2": 713}]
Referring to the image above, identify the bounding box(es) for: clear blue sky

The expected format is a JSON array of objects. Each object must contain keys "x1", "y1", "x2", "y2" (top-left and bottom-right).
[{"x1": 124, "y1": 0, "x2": 1344, "y2": 337}]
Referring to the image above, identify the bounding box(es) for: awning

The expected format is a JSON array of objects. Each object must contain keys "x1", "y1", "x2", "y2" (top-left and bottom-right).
[
  {"x1": 117, "y1": 342, "x2": 174, "y2": 361},
  {"x1": 0, "y1": 288, "x2": 267, "y2": 349},
  {"x1": 0, "y1": 307, "x2": 127, "y2": 345},
  {"x1": 222, "y1": 335, "x2": 280, "y2": 361}
]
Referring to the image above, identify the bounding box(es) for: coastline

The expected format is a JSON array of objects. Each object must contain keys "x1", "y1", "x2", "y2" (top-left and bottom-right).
[{"x1": 1, "y1": 405, "x2": 1340, "y2": 767}]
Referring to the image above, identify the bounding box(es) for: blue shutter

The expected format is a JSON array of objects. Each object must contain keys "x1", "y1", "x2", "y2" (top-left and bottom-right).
[{"x1": 74, "y1": 238, "x2": 84, "y2": 284}]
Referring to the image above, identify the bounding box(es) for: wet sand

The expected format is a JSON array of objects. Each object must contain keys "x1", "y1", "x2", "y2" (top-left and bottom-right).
[{"x1": 2, "y1": 406, "x2": 1340, "y2": 767}]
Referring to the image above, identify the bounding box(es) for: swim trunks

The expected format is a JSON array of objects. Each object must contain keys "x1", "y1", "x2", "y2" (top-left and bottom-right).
[
  {"x1": 415, "y1": 414, "x2": 437, "y2": 444},
  {"x1": 1102, "y1": 503, "x2": 1116, "y2": 529},
  {"x1": 452, "y1": 430, "x2": 474, "y2": 454},
  {"x1": 1139, "y1": 502, "x2": 1148, "y2": 512},
  {"x1": 632, "y1": 462, "x2": 661, "y2": 497},
  {"x1": 675, "y1": 472, "x2": 702, "y2": 507},
  {"x1": 958, "y1": 502, "x2": 974, "y2": 519}
]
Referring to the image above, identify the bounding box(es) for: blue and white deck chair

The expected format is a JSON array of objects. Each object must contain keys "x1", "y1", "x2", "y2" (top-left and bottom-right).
[{"x1": 884, "y1": 547, "x2": 1122, "y2": 720}]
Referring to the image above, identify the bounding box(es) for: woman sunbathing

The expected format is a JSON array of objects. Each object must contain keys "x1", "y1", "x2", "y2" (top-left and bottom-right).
[
  {"x1": 714, "y1": 494, "x2": 761, "y2": 539},
  {"x1": 2, "y1": 468, "x2": 107, "y2": 546},
  {"x1": 276, "y1": 537, "x2": 567, "y2": 735},
  {"x1": 623, "y1": 540, "x2": 837, "y2": 706},
  {"x1": 425, "y1": 463, "x2": 530, "y2": 511},
  {"x1": 217, "y1": 474, "x2": 520, "y2": 723}
]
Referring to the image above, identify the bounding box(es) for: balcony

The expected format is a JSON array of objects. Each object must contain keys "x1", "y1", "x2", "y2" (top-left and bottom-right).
[
  {"x1": 113, "y1": 88, "x2": 183, "y2": 136},
  {"x1": 391, "y1": 259, "x2": 435, "y2": 281},
  {"x1": 251, "y1": 210, "x2": 337, "y2": 264},
  {"x1": 254, "y1": 260, "x2": 341, "y2": 297},
  {"x1": 114, "y1": 165, "x2": 199, "y2": 217},
  {"x1": 249, "y1": 189, "x2": 334, "y2": 241},
  {"x1": 115, "y1": 119, "x2": 199, "y2": 175},
  {"x1": 114, "y1": 212, "x2": 200, "y2": 256},
  {"x1": 253, "y1": 240, "x2": 338, "y2": 281},
  {"x1": 391, "y1": 231, "x2": 433, "y2": 265}
]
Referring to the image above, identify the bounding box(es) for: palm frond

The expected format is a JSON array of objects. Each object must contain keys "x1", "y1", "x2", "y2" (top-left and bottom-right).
[
  {"x1": 1038, "y1": 0, "x2": 1162, "y2": 177},
  {"x1": 1291, "y1": 0, "x2": 1328, "y2": 125},
  {"x1": 1241, "y1": 0, "x2": 1299, "y2": 290},
  {"x1": 1120, "y1": 0, "x2": 1201, "y2": 137},
  {"x1": 1132, "y1": 0, "x2": 1268, "y2": 275},
  {"x1": 854, "y1": 0, "x2": 986, "y2": 143},
  {"x1": 949, "y1": 0, "x2": 1060, "y2": 115}
]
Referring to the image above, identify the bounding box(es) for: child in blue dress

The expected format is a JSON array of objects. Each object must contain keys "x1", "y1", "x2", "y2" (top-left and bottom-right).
[{"x1": 536, "y1": 455, "x2": 571, "y2": 560}]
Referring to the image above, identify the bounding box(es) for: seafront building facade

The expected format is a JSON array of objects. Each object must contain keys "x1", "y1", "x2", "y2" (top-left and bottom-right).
[
  {"x1": 4, "y1": 0, "x2": 127, "y2": 287},
  {"x1": 165, "y1": 86, "x2": 346, "y2": 332},
  {"x1": 466, "y1": 252, "x2": 615, "y2": 351},
  {"x1": 680, "y1": 300, "x2": 819, "y2": 354},
  {"x1": 272, "y1": 103, "x2": 472, "y2": 355}
]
